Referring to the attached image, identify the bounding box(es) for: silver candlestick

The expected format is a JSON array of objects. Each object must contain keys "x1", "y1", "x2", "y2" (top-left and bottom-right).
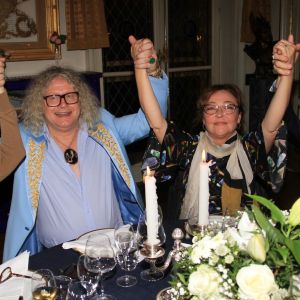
[
  {"x1": 156, "y1": 228, "x2": 185, "y2": 272},
  {"x1": 140, "y1": 228, "x2": 185, "y2": 282},
  {"x1": 140, "y1": 243, "x2": 165, "y2": 281}
]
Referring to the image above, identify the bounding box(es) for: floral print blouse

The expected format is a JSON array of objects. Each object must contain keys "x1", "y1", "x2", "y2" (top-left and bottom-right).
[{"x1": 142, "y1": 122, "x2": 287, "y2": 216}]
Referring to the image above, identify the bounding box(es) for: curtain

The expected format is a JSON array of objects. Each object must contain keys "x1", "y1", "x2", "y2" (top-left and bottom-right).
[
  {"x1": 240, "y1": 0, "x2": 271, "y2": 42},
  {"x1": 65, "y1": 0, "x2": 110, "y2": 50}
]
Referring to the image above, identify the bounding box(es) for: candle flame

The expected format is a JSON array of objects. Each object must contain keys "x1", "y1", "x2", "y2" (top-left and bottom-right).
[
  {"x1": 146, "y1": 166, "x2": 151, "y2": 176},
  {"x1": 201, "y1": 150, "x2": 206, "y2": 162}
]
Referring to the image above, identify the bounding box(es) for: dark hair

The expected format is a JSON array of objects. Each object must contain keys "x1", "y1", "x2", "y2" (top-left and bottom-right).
[{"x1": 195, "y1": 84, "x2": 245, "y2": 133}]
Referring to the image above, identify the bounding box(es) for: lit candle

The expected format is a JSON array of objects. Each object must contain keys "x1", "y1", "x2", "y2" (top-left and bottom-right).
[
  {"x1": 144, "y1": 166, "x2": 159, "y2": 245},
  {"x1": 198, "y1": 150, "x2": 210, "y2": 226}
]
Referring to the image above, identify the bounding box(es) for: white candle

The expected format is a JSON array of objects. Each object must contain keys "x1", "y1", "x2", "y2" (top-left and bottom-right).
[
  {"x1": 198, "y1": 150, "x2": 210, "y2": 226},
  {"x1": 144, "y1": 166, "x2": 159, "y2": 245}
]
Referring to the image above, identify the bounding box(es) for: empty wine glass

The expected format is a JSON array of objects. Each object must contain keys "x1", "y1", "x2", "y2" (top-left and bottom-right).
[
  {"x1": 115, "y1": 246, "x2": 139, "y2": 287},
  {"x1": 77, "y1": 255, "x2": 99, "y2": 294},
  {"x1": 84, "y1": 233, "x2": 116, "y2": 300},
  {"x1": 66, "y1": 280, "x2": 95, "y2": 299},
  {"x1": 114, "y1": 222, "x2": 137, "y2": 287},
  {"x1": 31, "y1": 269, "x2": 57, "y2": 300},
  {"x1": 55, "y1": 275, "x2": 72, "y2": 300}
]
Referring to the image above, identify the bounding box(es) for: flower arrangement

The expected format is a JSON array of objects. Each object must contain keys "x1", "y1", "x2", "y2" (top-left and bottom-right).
[
  {"x1": 168, "y1": 195, "x2": 300, "y2": 299},
  {"x1": 49, "y1": 31, "x2": 67, "y2": 46}
]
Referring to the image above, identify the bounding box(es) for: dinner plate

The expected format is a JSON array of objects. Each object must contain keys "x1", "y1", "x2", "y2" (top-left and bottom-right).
[
  {"x1": 77, "y1": 228, "x2": 114, "y2": 240},
  {"x1": 69, "y1": 228, "x2": 115, "y2": 254}
]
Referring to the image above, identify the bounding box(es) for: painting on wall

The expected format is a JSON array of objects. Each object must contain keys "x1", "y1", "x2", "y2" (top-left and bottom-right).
[{"x1": 0, "y1": 0, "x2": 59, "y2": 61}]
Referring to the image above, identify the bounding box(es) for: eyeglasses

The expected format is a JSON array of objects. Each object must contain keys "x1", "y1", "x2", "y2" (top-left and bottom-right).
[
  {"x1": 43, "y1": 91, "x2": 79, "y2": 107},
  {"x1": 203, "y1": 103, "x2": 239, "y2": 115},
  {"x1": 0, "y1": 267, "x2": 32, "y2": 284}
]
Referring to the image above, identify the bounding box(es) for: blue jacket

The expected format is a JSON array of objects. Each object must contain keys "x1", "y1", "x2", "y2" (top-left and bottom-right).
[{"x1": 3, "y1": 74, "x2": 168, "y2": 262}]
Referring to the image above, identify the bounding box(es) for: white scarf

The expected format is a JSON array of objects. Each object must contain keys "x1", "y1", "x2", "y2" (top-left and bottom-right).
[{"x1": 179, "y1": 131, "x2": 253, "y2": 219}]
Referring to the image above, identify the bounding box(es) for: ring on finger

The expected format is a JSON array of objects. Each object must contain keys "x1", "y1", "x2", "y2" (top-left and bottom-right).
[{"x1": 149, "y1": 57, "x2": 156, "y2": 64}]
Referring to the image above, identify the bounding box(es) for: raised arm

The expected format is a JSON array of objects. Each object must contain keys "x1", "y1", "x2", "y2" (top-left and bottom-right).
[
  {"x1": 0, "y1": 56, "x2": 25, "y2": 181},
  {"x1": 262, "y1": 35, "x2": 296, "y2": 153},
  {"x1": 129, "y1": 36, "x2": 167, "y2": 144}
]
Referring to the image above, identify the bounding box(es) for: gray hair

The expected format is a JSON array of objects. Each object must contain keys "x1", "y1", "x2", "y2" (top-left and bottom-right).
[{"x1": 21, "y1": 66, "x2": 100, "y2": 135}]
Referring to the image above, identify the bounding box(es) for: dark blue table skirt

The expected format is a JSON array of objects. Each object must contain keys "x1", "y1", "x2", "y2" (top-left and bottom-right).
[{"x1": 29, "y1": 221, "x2": 186, "y2": 300}]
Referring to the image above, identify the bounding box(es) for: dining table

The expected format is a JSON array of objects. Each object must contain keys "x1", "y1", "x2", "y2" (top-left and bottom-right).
[{"x1": 28, "y1": 221, "x2": 188, "y2": 300}]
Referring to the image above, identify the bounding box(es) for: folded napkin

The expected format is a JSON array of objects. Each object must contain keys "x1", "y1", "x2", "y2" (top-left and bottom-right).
[
  {"x1": 0, "y1": 251, "x2": 31, "y2": 300},
  {"x1": 62, "y1": 229, "x2": 115, "y2": 253}
]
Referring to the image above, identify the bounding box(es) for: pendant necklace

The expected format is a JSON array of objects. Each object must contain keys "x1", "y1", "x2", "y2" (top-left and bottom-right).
[{"x1": 52, "y1": 129, "x2": 79, "y2": 165}]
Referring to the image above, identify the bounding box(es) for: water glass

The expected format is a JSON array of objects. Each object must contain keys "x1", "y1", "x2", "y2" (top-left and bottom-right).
[
  {"x1": 84, "y1": 233, "x2": 116, "y2": 300},
  {"x1": 55, "y1": 275, "x2": 72, "y2": 300},
  {"x1": 77, "y1": 255, "x2": 99, "y2": 294},
  {"x1": 66, "y1": 280, "x2": 95, "y2": 299}
]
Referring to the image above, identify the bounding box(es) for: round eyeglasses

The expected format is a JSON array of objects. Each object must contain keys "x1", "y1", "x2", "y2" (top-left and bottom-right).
[
  {"x1": 0, "y1": 267, "x2": 32, "y2": 284},
  {"x1": 43, "y1": 91, "x2": 79, "y2": 107},
  {"x1": 203, "y1": 103, "x2": 239, "y2": 115}
]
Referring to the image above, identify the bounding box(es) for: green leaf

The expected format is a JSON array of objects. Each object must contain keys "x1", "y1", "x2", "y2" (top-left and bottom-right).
[
  {"x1": 275, "y1": 246, "x2": 290, "y2": 264},
  {"x1": 177, "y1": 272, "x2": 188, "y2": 285},
  {"x1": 252, "y1": 205, "x2": 285, "y2": 244},
  {"x1": 268, "y1": 250, "x2": 287, "y2": 267},
  {"x1": 284, "y1": 238, "x2": 300, "y2": 265},
  {"x1": 246, "y1": 194, "x2": 286, "y2": 227}
]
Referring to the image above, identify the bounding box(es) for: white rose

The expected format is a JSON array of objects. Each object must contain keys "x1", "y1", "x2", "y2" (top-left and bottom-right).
[
  {"x1": 188, "y1": 265, "x2": 221, "y2": 298},
  {"x1": 190, "y1": 239, "x2": 212, "y2": 262},
  {"x1": 236, "y1": 264, "x2": 278, "y2": 299},
  {"x1": 226, "y1": 226, "x2": 249, "y2": 251},
  {"x1": 246, "y1": 234, "x2": 266, "y2": 263},
  {"x1": 238, "y1": 212, "x2": 259, "y2": 240}
]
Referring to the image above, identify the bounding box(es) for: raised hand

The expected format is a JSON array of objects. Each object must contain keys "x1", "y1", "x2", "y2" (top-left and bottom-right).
[
  {"x1": 128, "y1": 35, "x2": 158, "y2": 74},
  {"x1": 272, "y1": 34, "x2": 299, "y2": 76}
]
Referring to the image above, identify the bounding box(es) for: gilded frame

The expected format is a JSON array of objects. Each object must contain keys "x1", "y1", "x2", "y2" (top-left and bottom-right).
[{"x1": 0, "y1": 0, "x2": 59, "y2": 61}]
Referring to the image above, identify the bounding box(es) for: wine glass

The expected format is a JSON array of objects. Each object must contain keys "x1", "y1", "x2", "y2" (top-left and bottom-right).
[
  {"x1": 77, "y1": 255, "x2": 99, "y2": 294},
  {"x1": 31, "y1": 269, "x2": 57, "y2": 300},
  {"x1": 55, "y1": 275, "x2": 72, "y2": 300},
  {"x1": 84, "y1": 233, "x2": 116, "y2": 300},
  {"x1": 114, "y1": 222, "x2": 137, "y2": 287},
  {"x1": 66, "y1": 280, "x2": 95, "y2": 299}
]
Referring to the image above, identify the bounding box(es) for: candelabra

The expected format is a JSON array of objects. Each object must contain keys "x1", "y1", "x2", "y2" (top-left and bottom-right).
[{"x1": 140, "y1": 228, "x2": 185, "y2": 282}]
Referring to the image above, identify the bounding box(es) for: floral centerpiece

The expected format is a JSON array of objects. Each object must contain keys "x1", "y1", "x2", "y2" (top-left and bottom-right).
[
  {"x1": 49, "y1": 31, "x2": 67, "y2": 61},
  {"x1": 168, "y1": 195, "x2": 300, "y2": 299},
  {"x1": 49, "y1": 31, "x2": 67, "y2": 46}
]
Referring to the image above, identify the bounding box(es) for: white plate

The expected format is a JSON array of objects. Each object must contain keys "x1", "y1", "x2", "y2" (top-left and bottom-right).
[{"x1": 77, "y1": 228, "x2": 114, "y2": 241}]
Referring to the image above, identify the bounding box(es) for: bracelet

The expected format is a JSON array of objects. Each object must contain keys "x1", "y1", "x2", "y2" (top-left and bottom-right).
[{"x1": 147, "y1": 64, "x2": 163, "y2": 79}]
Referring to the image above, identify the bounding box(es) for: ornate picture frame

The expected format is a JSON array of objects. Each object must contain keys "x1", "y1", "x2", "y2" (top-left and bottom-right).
[{"x1": 0, "y1": 0, "x2": 59, "y2": 61}]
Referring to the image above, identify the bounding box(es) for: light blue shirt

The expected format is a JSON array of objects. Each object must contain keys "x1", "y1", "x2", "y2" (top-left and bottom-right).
[{"x1": 36, "y1": 125, "x2": 122, "y2": 248}]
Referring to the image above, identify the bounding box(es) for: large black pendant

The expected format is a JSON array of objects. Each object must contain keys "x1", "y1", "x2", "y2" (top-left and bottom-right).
[{"x1": 64, "y1": 148, "x2": 78, "y2": 164}]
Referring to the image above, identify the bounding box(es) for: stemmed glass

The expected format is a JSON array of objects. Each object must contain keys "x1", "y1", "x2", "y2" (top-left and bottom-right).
[
  {"x1": 114, "y1": 222, "x2": 138, "y2": 287},
  {"x1": 55, "y1": 275, "x2": 72, "y2": 300},
  {"x1": 31, "y1": 269, "x2": 57, "y2": 300},
  {"x1": 136, "y1": 206, "x2": 166, "y2": 281},
  {"x1": 77, "y1": 255, "x2": 99, "y2": 294},
  {"x1": 66, "y1": 280, "x2": 95, "y2": 299},
  {"x1": 84, "y1": 233, "x2": 116, "y2": 300}
]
